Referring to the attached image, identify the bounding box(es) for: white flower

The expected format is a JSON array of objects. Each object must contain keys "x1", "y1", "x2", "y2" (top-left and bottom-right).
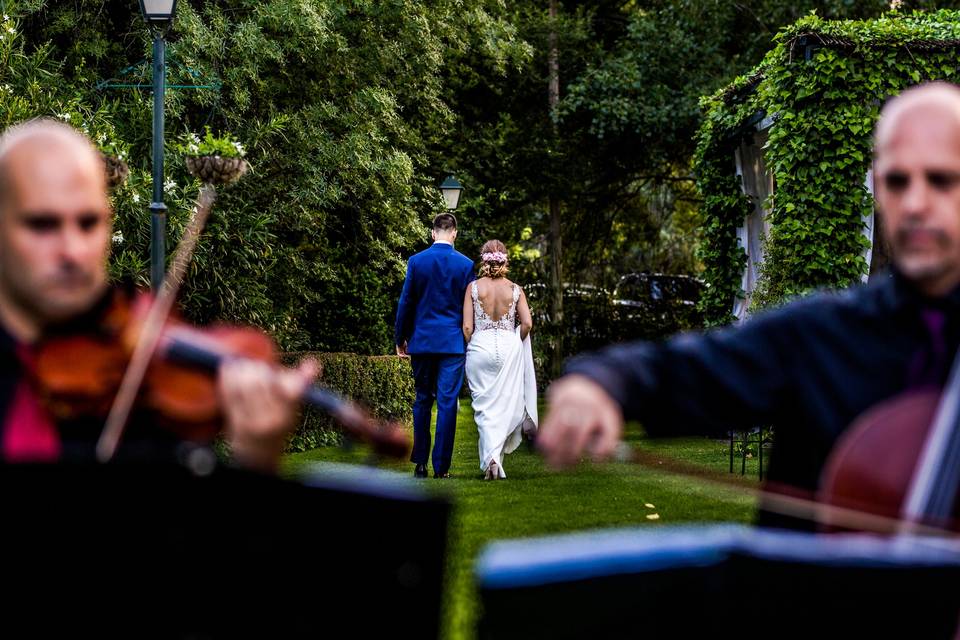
[
  {"x1": 164, "y1": 179, "x2": 176, "y2": 193},
  {"x1": 3, "y1": 14, "x2": 9, "y2": 21},
  {"x1": 889, "y1": 0, "x2": 903, "y2": 8},
  {"x1": 188, "y1": 144, "x2": 199, "y2": 154},
  {"x1": 97, "y1": 133, "x2": 107, "y2": 144},
  {"x1": 6, "y1": 26, "x2": 13, "y2": 34},
  {"x1": 117, "y1": 151, "x2": 125, "y2": 160},
  {"x1": 232, "y1": 141, "x2": 245, "y2": 156},
  {"x1": 112, "y1": 230, "x2": 124, "y2": 244},
  {"x1": 57, "y1": 112, "x2": 71, "y2": 121},
  {"x1": 132, "y1": 193, "x2": 141, "y2": 204}
]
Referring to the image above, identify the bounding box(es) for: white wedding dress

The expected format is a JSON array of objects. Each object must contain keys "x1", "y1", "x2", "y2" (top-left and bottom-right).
[{"x1": 465, "y1": 281, "x2": 538, "y2": 478}]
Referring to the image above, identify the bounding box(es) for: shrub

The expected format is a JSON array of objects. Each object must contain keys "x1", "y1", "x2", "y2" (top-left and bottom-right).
[{"x1": 281, "y1": 352, "x2": 414, "y2": 452}]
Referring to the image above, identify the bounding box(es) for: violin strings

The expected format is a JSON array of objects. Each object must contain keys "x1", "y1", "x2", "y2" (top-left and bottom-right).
[{"x1": 96, "y1": 186, "x2": 218, "y2": 463}]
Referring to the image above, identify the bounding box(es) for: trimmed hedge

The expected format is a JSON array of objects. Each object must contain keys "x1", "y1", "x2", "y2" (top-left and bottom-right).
[{"x1": 281, "y1": 353, "x2": 415, "y2": 452}]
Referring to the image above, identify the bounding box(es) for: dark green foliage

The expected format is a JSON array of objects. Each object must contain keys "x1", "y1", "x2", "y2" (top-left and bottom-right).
[
  {"x1": 561, "y1": 3, "x2": 727, "y2": 167},
  {"x1": 435, "y1": 1, "x2": 932, "y2": 357},
  {"x1": 281, "y1": 352, "x2": 414, "y2": 452},
  {"x1": 175, "y1": 127, "x2": 244, "y2": 158},
  {"x1": 10, "y1": 0, "x2": 959, "y2": 364},
  {"x1": 693, "y1": 117, "x2": 752, "y2": 326},
  {"x1": 695, "y1": 9, "x2": 960, "y2": 319},
  {"x1": 3, "y1": 0, "x2": 525, "y2": 354}
]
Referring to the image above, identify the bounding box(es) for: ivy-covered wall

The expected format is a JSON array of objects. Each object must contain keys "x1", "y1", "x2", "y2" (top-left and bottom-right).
[{"x1": 695, "y1": 9, "x2": 960, "y2": 324}]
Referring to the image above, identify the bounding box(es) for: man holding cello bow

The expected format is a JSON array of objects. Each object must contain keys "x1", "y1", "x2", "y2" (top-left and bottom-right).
[
  {"x1": 540, "y1": 82, "x2": 960, "y2": 532},
  {"x1": 0, "y1": 118, "x2": 318, "y2": 473}
]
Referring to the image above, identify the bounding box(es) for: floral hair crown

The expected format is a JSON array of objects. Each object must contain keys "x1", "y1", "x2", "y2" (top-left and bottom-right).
[{"x1": 481, "y1": 251, "x2": 508, "y2": 263}]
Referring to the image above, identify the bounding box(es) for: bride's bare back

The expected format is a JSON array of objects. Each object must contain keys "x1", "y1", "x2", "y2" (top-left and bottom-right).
[
  {"x1": 463, "y1": 276, "x2": 533, "y2": 342},
  {"x1": 477, "y1": 277, "x2": 518, "y2": 319}
]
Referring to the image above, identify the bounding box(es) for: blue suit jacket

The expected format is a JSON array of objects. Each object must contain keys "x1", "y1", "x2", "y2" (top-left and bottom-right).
[{"x1": 395, "y1": 243, "x2": 476, "y2": 355}]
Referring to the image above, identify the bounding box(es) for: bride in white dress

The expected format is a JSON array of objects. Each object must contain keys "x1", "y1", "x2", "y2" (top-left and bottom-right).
[{"x1": 462, "y1": 240, "x2": 538, "y2": 480}]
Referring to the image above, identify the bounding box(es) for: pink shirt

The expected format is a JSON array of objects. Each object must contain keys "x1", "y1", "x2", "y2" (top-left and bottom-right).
[{"x1": 2, "y1": 345, "x2": 61, "y2": 462}]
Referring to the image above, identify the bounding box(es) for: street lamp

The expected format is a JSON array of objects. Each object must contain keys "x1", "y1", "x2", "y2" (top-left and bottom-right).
[
  {"x1": 138, "y1": 0, "x2": 178, "y2": 290},
  {"x1": 439, "y1": 175, "x2": 464, "y2": 211},
  {"x1": 139, "y1": 0, "x2": 177, "y2": 22}
]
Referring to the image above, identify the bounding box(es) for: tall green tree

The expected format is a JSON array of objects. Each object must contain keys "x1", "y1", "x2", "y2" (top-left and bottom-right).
[{"x1": 432, "y1": 0, "x2": 960, "y2": 373}]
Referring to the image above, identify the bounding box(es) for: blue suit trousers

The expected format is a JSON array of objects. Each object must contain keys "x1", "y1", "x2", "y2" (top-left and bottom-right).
[{"x1": 410, "y1": 354, "x2": 464, "y2": 474}]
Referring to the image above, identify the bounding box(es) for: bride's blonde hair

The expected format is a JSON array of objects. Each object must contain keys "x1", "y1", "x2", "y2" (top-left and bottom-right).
[{"x1": 478, "y1": 239, "x2": 509, "y2": 279}]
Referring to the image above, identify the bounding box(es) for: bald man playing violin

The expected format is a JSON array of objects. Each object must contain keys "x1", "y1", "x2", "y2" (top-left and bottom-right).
[
  {"x1": 0, "y1": 118, "x2": 316, "y2": 472},
  {"x1": 539, "y1": 82, "x2": 960, "y2": 528}
]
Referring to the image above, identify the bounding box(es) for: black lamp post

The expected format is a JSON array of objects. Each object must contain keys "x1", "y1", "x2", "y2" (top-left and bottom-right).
[
  {"x1": 138, "y1": 0, "x2": 178, "y2": 290},
  {"x1": 439, "y1": 175, "x2": 464, "y2": 211}
]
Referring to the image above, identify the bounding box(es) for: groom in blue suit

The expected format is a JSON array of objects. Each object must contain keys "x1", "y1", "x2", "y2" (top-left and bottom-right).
[{"x1": 395, "y1": 213, "x2": 476, "y2": 478}]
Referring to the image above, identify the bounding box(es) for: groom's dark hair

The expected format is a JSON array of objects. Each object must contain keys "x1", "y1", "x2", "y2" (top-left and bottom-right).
[{"x1": 433, "y1": 213, "x2": 457, "y2": 232}]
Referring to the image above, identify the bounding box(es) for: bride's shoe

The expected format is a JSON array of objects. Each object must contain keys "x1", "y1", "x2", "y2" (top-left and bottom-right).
[
  {"x1": 488, "y1": 460, "x2": 500, "y2": 480},
  {"x1": 484, "y1": 464, "x2": 494, "y2": 481}
]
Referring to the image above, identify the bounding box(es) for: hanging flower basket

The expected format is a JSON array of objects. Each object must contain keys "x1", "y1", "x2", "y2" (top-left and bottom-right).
[
  {"x1": 102, "y1": 153, "x2": 129, "y2": 189},
  {"x1": 178, "y1": 128, "x2": 249, "y2": 186},
  {"x1": 185, "y1": 155, "x2": 249, "y2": 185}
]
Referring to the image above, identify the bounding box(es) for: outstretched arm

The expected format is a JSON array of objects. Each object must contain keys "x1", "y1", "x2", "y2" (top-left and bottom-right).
[{"x1": 539, "y1": 303, "x2": 801, "y2": 468}]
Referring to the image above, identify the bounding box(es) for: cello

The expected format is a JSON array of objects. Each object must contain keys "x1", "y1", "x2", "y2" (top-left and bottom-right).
[{"x1": 819, "y1": 369, "x2": 960, "y2": 534}]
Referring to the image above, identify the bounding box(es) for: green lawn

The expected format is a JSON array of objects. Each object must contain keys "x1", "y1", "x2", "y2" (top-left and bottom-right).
[{"x1": 282, "y1": 404, "x2": 762, "y2": 640}]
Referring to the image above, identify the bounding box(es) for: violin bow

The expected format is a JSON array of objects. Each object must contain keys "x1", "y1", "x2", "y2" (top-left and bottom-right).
[
  {"x1": 96, "y1": 185, "x2": 219, "y2": 462},
  {"x1": 612, "y1": 443, "x2": 960, "y2": 541}
]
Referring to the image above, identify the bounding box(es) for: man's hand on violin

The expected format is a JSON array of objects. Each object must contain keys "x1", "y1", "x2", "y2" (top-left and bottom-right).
[
  {"x1": 538, "y1": 374, "x2": 624, "y2": 469},
  {"x1": 217, "y1": 357, "x2": 320, "y2": 473}
]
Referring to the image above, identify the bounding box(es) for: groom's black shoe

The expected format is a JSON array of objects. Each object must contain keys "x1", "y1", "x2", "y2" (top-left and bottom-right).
[{"x1": 414, "y1": 464, "x2": 428, "y2": 478}]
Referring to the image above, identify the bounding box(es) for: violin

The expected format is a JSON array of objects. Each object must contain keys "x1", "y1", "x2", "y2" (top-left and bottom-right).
[{"x1": 31, "y1": 286, "x2": 410, "y2": 461}]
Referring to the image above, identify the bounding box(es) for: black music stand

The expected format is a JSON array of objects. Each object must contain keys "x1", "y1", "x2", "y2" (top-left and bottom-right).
[
  {"x1": 477, "y1": 525, "x2": 960, "y2": 639},
  {"x1": 1, "y1": 460, "x2": 450, "y2": 638}
]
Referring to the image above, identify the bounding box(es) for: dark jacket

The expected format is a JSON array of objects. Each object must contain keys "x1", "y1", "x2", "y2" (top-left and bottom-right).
[{"x1": 566, "y1": 270, "x2": 960, "y2": 529}]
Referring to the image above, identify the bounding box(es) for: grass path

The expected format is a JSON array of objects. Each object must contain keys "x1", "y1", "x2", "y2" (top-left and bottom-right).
[{"x1": 283, "y1": 404, "x2": 761, "y2": 640}]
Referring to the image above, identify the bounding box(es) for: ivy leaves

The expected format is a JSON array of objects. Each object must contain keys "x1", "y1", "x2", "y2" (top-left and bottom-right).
[{"x1": 696, "y1": 10, "x2": 960, "y2": 318}]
